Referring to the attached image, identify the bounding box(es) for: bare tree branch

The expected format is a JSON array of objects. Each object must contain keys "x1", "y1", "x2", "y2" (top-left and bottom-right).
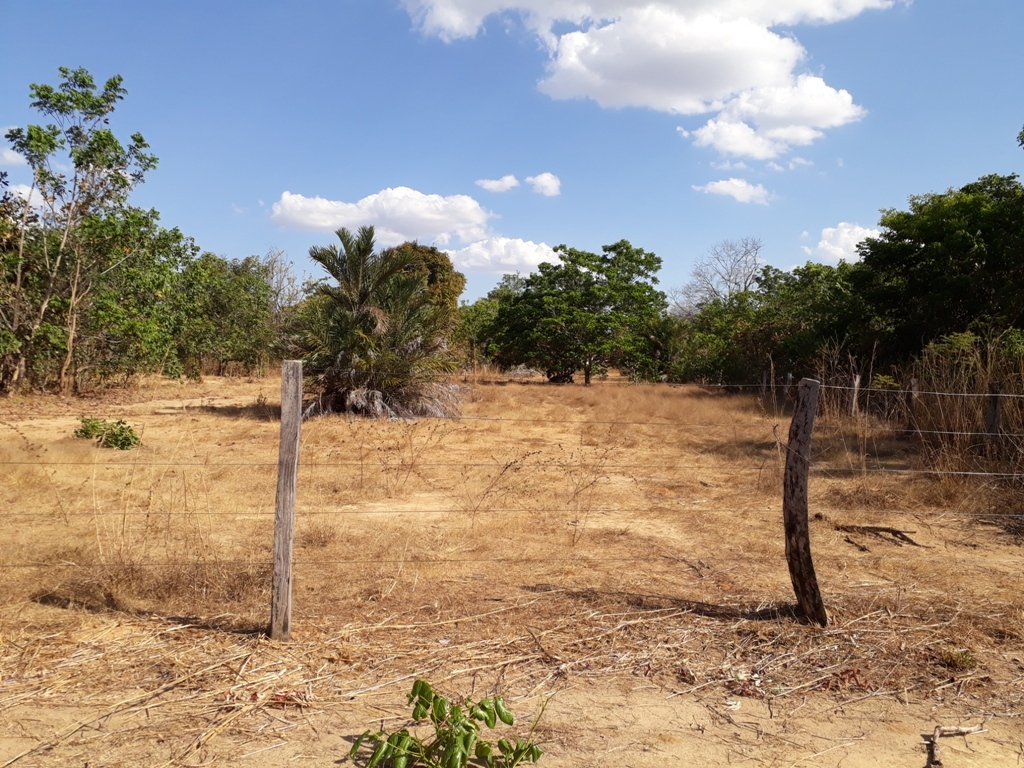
[{"x1": 673, "y1": 237, "x2": 763, "y2": 315}]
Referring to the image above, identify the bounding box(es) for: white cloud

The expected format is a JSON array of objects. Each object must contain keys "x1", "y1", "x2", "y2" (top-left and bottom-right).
[
  {"x1": 1, "y1": 127, "x2": 26, "y2": 166},
  {"x1": 767, "y1": 157, "x2": 813, "y2": 171},
  {"x1": 692, "y1": 118, "x2": 783, "y2": 160},
  {"x1": 692, "y1": 177, "x2": 771, "y2": 205},
  {"x1": 711, "y1": 159, "x2": 749, "y2": 171},
  {"x1": 10, "y1": 183, "x2": 43, "y2": 206},
  {"x1": 476, "y1": 174, "x2": 520, "y2": 192},
  {"x1": 401, "y1": 1, "x2": 897, "y2": 42},
  {"x1": 401, "y1": 1, "x2": 888, "y2": 159},
  {"x1": 1, "y1": 148, "x2": 26, "y2": 166},
  {"x1": 446, "y1": 236, "x2": 558, "y2": 273},
  {"x1": 539, "y1": 9, "x2": 804, "y2": 114},
  {"x1": 526, "y1": 172, "x2": 561, "y2": 196},
  {"x1": 270, "y1": 186, "x2": 492, "y2": 246},
  {"x1": 803, "y1": 221, "x2": 880, "y2": 263}
]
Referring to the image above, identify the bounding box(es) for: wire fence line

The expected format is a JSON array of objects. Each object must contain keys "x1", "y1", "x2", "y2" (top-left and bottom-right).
[
  {"x1": 708, "y1": 380, "x2": 1024, "y2": 399},
  {"x1": 2, "y1": 459, "x2": 1020, "y2": 478},
  {"x1": 2, "y1": 379, "x2": 1022, "y2": 583},
  {"x1": 5, "y1": 507, "x2": 1024, "y2": 521},
  {"x1": 3, "y1": 554, "x2": 1021, "y2": 571}
]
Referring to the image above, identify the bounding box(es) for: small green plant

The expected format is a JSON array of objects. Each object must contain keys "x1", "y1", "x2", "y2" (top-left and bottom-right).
[
  {"x1": 73, "y1": 417, "x2": 141, "y2": 450},
  {"x1": 349, "y1": 679, "x2": 544, "y2": 768}
]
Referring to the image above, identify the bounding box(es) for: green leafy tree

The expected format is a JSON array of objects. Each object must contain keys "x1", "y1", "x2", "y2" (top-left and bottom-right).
[
  {"x1": 490, "y1": 241, "x2": 666, "y2": 384},
  {"x1": 852, "y1": 173, "x2": 1024, "y2": 362},
  {"x1": 391, "y1": 241, "x2": 467, "y2": 312},
  {"x1": 453, "y1": 298, "x2": 500, "y2": 368},
  {"x1": 668, "y1": 261, "x2": 863, "y2": 384},
  {"x1": 76, "y1": 211, "x2": 197, "y2": 384},
  {"x1": 299, "y1": 226, "x2": 463, "y2": 417},
  {"x1": 170, "y1": 252, "x2": 275, "y2": 377},
  {"x1": 1, "y1": 67, "x2": 157, "y2": 392},
  {"x1": 451, "y1": 274, "x2": 527, "y2": 369}
]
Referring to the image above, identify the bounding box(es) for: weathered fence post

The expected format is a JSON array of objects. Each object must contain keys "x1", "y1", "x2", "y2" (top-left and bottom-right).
[
  {"x1": 271, "y1": 360, "x2": 302, "y2": 641},
  {"x1": 761, "y1": 369, "x2": 768, "y2": 400},
  {"x1": 783, "y1": 378, "x2": 828, "y2": 626},
  {"x1": 985, "y1": 381, "x2": 1003, "y2": 457},
  {"x1": 850, "y1": 373, "x2": 861, "y2": 417}
]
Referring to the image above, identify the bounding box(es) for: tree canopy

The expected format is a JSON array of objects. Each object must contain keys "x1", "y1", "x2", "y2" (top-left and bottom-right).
[
  {"x1": 489, "y1": 240, "x2": 666, "y2": 384},
  {"x1": 852, "y1": 173, "x2": 1024, "y2": 362},
  {"x1": 2, "y1": 68, "x2": 297, "y2": 391},
  {"x1": 2, "y1": 67, "x2": 160, "y2": 391}
]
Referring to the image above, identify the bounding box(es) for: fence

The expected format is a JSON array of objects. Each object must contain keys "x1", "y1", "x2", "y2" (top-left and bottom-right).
[{"x1": 1, "y1": 370, "x2": 1021, "y2": 642}]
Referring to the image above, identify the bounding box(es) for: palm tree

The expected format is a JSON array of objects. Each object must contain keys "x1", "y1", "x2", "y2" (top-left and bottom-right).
[{"x1": 300, "y1": 226, "x2": 461, "y2": 418}]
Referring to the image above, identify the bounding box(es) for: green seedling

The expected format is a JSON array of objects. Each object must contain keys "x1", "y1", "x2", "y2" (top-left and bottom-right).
[{"x1": 349, "y1": 679, "x2": 544, "y2": 768}]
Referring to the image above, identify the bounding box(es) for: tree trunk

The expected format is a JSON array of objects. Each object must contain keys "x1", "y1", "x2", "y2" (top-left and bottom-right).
[
  {"x1": 59, "y1": 307, "x2": 79, "y2": 394},
  {"x1": 583, "y1": 362, "x2": 592, "y2": 386},
  {"x1": 0, "y1": 354, "x2": 25, "y2": 394},
  {"x1": 59, "y1": 259, "x2": 84, "y2": 394}
]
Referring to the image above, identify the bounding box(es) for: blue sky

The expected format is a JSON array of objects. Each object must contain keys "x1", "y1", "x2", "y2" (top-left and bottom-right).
[{"x1": 3, "y1": 0, "x2": 1022, "y2": 301}]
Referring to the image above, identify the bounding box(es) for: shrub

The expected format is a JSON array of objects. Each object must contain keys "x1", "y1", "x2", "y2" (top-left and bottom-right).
[{"x1": 73, "y1": 417, "x2": 141, "y2": 449}]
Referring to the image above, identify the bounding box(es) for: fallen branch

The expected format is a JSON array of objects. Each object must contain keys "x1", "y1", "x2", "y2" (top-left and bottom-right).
[
  {"x1": 843, "y1": 536, "x2": 870, "y2": 552},
  {"x1": 834, "y1": 524, "x2": 928, "y2": 547}
]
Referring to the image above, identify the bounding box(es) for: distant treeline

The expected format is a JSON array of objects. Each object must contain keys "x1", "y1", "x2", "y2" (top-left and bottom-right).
[
  {"x1": 462, "y1": 172, "x2": 1024, "y2": 390},
  {"x1": 4, "y1": 68, "x2": 1024, "y2": 403}
]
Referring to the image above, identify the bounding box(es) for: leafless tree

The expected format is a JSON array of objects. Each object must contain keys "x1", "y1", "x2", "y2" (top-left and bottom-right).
[
  {"x1": 262, "y1": 247, "x2": 301, "y2": 319},
  {"x1": 671, "y1": 236, "x2": 764, "y2": 316}
]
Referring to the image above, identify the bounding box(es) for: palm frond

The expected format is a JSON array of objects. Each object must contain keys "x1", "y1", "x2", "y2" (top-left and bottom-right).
[{"x1": 298, "y1": 227, "x2": 462, "y2": 418}]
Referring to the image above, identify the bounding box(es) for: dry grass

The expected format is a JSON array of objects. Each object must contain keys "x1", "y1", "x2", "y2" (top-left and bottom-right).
[{"x1": 0, "y1": 374, "x2": 1022, "y2": 766}]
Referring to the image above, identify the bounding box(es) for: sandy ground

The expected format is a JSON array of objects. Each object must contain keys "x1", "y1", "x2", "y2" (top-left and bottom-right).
[{"x1": 1, "y1": 374, "x2": 1022, "y2": 767}]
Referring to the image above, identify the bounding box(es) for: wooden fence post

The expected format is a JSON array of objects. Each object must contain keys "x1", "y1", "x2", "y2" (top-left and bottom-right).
[
  {"x1": 270, "y1": 360, "x2": 302, "y2": 641},
  {"x1": 783, "y1": 378, "x2": 828, "y2": 626},
  {"x1": 850, "y1": 373, "x2": 861, "y2": 417},
  {"x1": 985, "y1": 381, "x2": 1003, "y2": 456}
]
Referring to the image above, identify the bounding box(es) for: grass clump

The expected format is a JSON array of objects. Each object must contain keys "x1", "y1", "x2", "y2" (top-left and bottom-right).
[
  {"x1": 73, "y1": 417, "x2": 141, "y2": 449},
  {"x1": 934, "y1": 647, "x2": 979, "y2": 672}
]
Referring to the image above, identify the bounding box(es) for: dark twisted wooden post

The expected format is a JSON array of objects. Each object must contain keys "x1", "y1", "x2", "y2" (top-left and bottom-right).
[{"x1": 783, "y1": 378, "x2": 828, "y2": 626}]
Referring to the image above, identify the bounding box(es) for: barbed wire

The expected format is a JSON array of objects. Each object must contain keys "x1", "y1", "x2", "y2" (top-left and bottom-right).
[
  {"x1": 819, "y1": 383, "x2": 1024, "y2": 399},
  {"x1": 5, "y1": 458, "x2": 1024, "y2": 481},
  {"x1": 814, "y1": 423, "x2": 1024, "y2": 439},
  {"x1": 702, "y1": 381, "x2": 1024, "y2": 400},
  {"x1": 0, "y1": 460, "x2": 776, "y2": 472},
  {"x1": 4, "y1": 380, "x2": 1023, "y2": 582},
  {"x1": 3, "y1": 506, "x2": 1022, "y2": 520},
  {"x1": 810, "y1": 466, "x2": 1024, "y2": 478},
  {"x1": 1, "y1": 551, "x2": 1019, "y2": 570}
]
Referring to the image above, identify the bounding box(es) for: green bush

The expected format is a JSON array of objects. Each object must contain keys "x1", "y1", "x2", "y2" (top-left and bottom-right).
[{"x1": 73, "y1": 417, "x2": 141, "y2": 449}]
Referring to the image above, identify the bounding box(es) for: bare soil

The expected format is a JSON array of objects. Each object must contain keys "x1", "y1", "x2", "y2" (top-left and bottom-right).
[{"x1": 1, "y1": 374, "x2": 1022, "y2": 767}]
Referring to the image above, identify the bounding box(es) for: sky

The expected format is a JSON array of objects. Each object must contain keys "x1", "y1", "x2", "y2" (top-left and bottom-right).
[{"x1": 2, "y1": 0, "x2": 1023, "y2": 301}]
